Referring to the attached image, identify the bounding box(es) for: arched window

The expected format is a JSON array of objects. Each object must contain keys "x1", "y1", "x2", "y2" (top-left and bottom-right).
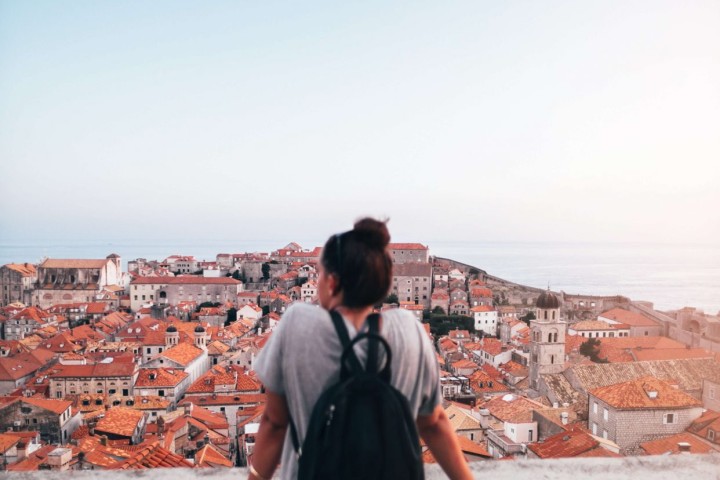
[
  {"x1": 552, "y1": 311, "x2": 556, "y2": 319},
  {"x1": 544, "y1": 311, "x2": 548, "y2": 320},
  {"x1": 553, "y1": 332, "x2": 558, "y2": 342},
  {"x1": 550, "y1": 355, "x2": 555, "y2": 364},
  {"x1": 547, "y1": 333, "x2": 552, "y2": 343}
]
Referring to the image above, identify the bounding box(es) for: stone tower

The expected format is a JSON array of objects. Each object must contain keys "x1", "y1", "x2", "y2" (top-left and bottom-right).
[
  {"x1": 165, "y1": 324, "x2": 179, "y2": 348},
  {"x1": 194, "y1": 324, "x2": 207, "y2": 350},
  {"x1": 529, "y1": 290, "x2": 566, "y2": 391}
]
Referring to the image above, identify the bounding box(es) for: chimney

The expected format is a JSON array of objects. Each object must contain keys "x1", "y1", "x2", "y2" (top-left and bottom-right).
[
  {"x1": 561, "y1": 412, "x2": 569, "y2": 425},
  {"x1": 677, "y1": 442, "x2": 691, "y2": 452},
  {"x1": 100, "y1": 436, "x2": 108, "y2": 446}
]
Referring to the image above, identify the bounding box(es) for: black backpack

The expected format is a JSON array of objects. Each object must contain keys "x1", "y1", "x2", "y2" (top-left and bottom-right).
[{"x1": 289, "y1": 310, "x2": 424, "y2": 480}]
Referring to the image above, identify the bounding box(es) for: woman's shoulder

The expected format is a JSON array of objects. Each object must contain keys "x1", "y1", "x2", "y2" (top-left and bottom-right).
[
  {"x1": 381, "y1": 308, "x2": 426, "y2": 333},
  {"x1": 282, "y1": 302, "x2": 329, "y2": 326}
]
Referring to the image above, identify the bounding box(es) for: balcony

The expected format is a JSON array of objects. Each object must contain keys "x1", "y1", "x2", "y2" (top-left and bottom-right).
[{"x1": 486, "y1": 428, "x2": 526, "y2": 458}]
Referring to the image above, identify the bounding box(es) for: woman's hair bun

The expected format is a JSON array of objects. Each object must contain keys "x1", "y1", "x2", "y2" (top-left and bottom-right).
[{"x1": 353, "y1": 217, "x2": 390, "y2": 249}]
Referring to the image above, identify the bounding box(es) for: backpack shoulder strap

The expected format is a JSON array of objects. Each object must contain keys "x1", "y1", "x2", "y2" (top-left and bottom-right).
[
  {"x1": 366, "y1": 313, "x2": 380, "y2": 374},
  {"x1": 330, "y1": 310, "x2": 364, "y2": 376}
]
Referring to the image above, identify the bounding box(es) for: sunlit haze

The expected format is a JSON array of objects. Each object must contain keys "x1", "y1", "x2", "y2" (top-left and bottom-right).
[{"x1": 1, "y1": 1, "x2": 718, "y2": 244}]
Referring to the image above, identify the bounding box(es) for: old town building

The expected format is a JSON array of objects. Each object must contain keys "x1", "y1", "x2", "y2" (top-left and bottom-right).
[
  {"x1": 0, "y1": 264, "x2": 37, "y2": 307},
  {"x1": 34, "y1": 256, "x2": 122, "y2": 309}
]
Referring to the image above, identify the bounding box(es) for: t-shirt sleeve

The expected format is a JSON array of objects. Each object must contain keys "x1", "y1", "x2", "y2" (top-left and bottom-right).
[
  {"x1": 254, "y1": 311, "x2": 289, "y2": 396},
  {"x1": 417, "y1": 322, "x2": 441, "y2": 416}
]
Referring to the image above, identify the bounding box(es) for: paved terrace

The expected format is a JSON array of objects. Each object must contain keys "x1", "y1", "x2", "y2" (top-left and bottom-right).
[{"x1": 5, "y1": 454, "x2": 720, "y2": 480}]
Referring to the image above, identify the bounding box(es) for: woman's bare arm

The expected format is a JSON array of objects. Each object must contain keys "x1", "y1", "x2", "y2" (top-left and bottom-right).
[
  {"x1": 417, "y1": 404, "x2": 474, "y2": 480},
  {"x1": 248, "y1": 390, "x2": 290, "y2": 480}
]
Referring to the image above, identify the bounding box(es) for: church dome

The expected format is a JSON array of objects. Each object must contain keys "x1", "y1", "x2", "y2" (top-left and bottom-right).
[
  {"x1": 536, "y1": 290, "x2": 560, "y2": 309},
  {"x1": 166, "y1": 325, "x2": 178, "y2": 333},
  {"x1": 194, "y1": 325, "x2": 206, "y2": 333}
]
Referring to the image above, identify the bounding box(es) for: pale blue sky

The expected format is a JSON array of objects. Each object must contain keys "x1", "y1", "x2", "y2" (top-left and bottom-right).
[{"x1": 1, "y1": 1, "x2": 718, "y2": 244}]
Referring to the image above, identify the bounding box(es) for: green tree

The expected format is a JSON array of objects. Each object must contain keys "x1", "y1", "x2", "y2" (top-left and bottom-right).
[
  {"x1": 579, "y1": 338, "x2": 608, "y2": 363},
  {"x1": 385, "y1": 293, "x2": 399, "y2": 304},
  {"x1": 426, "y1": 314, "x2": 475, "y2": 336},
  {"x1": 261, "y1": 263, "x2": 271, "y2": 280},
  {"x1": 432, "y1": 306, "x2": 445, "y2": 315},
  {"x1": 225, "y1": 307, "x2": 237, "y2": 326},
  {"x1": 520, "y1": 311, "x2": 536, "y2": 325}
]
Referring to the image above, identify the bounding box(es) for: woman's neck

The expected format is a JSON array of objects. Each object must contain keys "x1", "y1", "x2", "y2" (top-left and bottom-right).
[{"x1": 335, "y1": 305, "x2": 374, "y2": 330}]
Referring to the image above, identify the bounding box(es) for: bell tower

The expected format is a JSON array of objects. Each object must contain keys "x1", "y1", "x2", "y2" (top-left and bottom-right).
[{"x1": 529, "y1": 289, "x2": 566, "y2": 391}]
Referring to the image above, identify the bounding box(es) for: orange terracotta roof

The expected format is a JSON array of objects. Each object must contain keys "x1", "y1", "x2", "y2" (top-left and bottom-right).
[
  {"x1": 118, "y1": 440, "x2": 194, "y2": 469},
  {"x1": 135, "y1": 368, "x2": 189, "y2": 387},
  {"x1": 688, "y1": 409, "x2": 720, "y2": 437},
  {"x1": 633, "y1": 348, "x2": 714, "y2": 362},
  {"x1": 0, "y1": 433, "x2": 21, "y2": 453},
  {"x1": 467, "y1": 370, "x2": 508, "y2": 394},
  {"x1": 95, "y1": 407, "x2": 146, "y2": 437},
  {"x1": 599, "y1": 308, "x2": 659, "y2": 327},
  {"x1": 470, "y1": 288, "x2": 493, "y2": 297},
  {"x1": 640, "y1": 432, "x2": 714, "y2": 455},
  {"x1": 388, "y1": 243, "x2": 428, "y2": 250},
  {"x1": 195, "y1": 443, "x2": 233, "y2": 467},
  {"x1": 572, "y1": 320, "x2": 620, "y2": 331},
  {"x1": 4, "y1": 263, "x2": 37, "y2": 276},
  {"x1": 132, "y1": 396, "x2": 171, "y2": 410},
  {"x1": 186, "y1": 404, "x2": 231, "y2": 429},
  {"x1": 160, "y1": 343, "x2": 204, "y2": 367},
  {"x1": 49, "y1": 362, "x2": 137, "y2": 378},
  {"x1": 483, "y1": 394, "x2": 546, "y2": 423},
  {"x1": 452, "y1": 359, "x2": 479, "y2": 370},
  {"x1": 449, "y1": 330, "x2": 471, "y2": 339},
  {"x1": 456, "y1": 435, "x2": 491, "y2": 457},
  {"x1": 41, "y1": 258, "x2": 108, "y2": 269},
  {"x1": 0, "y1": 353, "x2": 47, "y2": 381},
  {"x1": 574, "y1": 447, "x2": 623, "y2": 458},
  {"x1": 477, "y1": 338, "x2": 504, "y2": 356},
  {"x1": 589, "y1": 376, "x2": 702, "y2": 409},
  {"x1": 22, "y1": 397, "x2": 72, "y2": 415},
  {"x1": 470, "y1": 305, "x2": 495, "y2": 313},
  {"x1": 183, "y1": 394, "x2": 265, "y2": 407},
  {"x1": 528, "y1": 427, "x2": 599, "y2": 458},
  {"x1": 7, "y1": 444, "x2": 56, "y2": 471}
]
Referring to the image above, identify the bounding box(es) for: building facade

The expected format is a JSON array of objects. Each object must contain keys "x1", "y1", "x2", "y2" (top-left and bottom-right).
[
  {"x1": 129, "y1": 277, "x2": 242, "y2": 311},
  {"x1": 388, "y1": 243, "x2": 429, "y2": 264},
  {"x1": 0, "y1": 264, "x2": 37, "y2": 306},
  {"x1": 391, "y1": 263, "x2": 432, "y2": 308},
  {"x1": 34, "y1": 256, "x2": 122, "y2": 308}
]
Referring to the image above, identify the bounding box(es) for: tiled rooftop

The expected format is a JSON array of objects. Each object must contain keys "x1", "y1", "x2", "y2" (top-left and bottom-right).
[
  {"x1": 95, "y1": 407, "x2": 145, "y2": 437},
  {"x1": 599, "y1": 308, "x2": 659, "y2": 327},
  {"x1": 160, "y1": 343, "x2": 204, "y2": 366},
  {"x1": 640, "y1": 432, "x2": 716, "y2": 455},
  {"x1": 589, "y1": 376, "x2": 702, "y2": 409},
  {"x1": 528, "y1": 427, "x2": 600, "y2": 458}
]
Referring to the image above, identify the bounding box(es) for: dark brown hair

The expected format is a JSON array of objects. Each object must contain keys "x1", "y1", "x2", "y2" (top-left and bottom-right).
[{"x1": 321, "y1": 218, "x2": 393, "y2": 308}]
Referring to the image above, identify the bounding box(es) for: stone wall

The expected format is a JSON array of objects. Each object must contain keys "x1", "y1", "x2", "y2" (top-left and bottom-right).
[
  {"x1": 5, "y1": 454, "x2": 720, "y2": 479},
  {"x1": 589, "y1": 395, "x2": 703, "y2": 454}
]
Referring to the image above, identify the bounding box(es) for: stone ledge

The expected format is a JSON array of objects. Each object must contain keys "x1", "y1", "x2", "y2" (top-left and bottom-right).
[{"x1": 4, "y1": 454, "x2": 720, "y2": 480}]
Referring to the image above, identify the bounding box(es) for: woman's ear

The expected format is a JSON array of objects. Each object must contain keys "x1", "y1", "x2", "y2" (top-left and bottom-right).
[{"x1": 329, "y1": 273, "x2": 342, "y2": 297}]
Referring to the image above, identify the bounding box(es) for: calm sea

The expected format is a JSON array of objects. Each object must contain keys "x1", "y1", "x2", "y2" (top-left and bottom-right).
[{"x1": 1, "y1": 240, "x2": 718, "y2": 314}]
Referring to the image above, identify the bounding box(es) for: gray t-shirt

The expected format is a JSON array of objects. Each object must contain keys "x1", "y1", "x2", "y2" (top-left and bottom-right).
[{"x1": 254, "y1": 303, "x2": 441, "y2": 480}]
